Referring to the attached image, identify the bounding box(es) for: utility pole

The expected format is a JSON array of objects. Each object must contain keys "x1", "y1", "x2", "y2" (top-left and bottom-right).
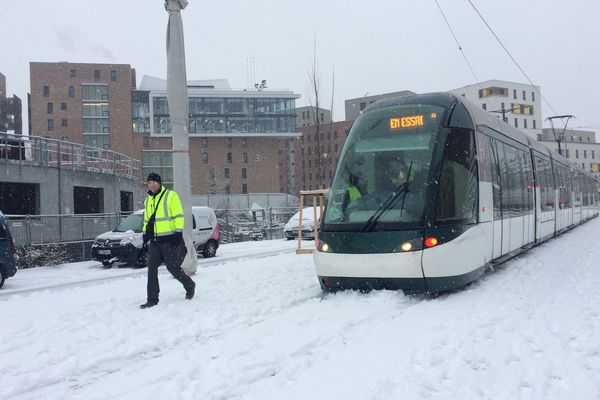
[
  {"x1": 547, "y1": 115, "x2": 575, "y2": 156},
  {"x1": 165, "y1": 0, "x2": 197, "y2": 274}
]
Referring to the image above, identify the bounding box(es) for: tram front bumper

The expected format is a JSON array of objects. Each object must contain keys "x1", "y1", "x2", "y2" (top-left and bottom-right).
[{"x1": 313, "y1": 250, "x2": 427, "y2": 294}]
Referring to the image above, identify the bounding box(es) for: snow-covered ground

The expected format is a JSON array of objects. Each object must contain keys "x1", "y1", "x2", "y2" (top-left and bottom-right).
[{"x1": 1, "y1": 222, "x2": 599, "y2": 400}]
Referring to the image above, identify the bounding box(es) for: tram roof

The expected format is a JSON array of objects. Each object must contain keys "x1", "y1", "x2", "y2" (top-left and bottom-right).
[{"x1": 365, "y1": 93, "x2": 589, "y2": 176}]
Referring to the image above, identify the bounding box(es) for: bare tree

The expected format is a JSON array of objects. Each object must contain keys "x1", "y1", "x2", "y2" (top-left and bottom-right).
[
  {"x1": 306, "y1": 38, "x2": 335, "y2": 191},
  {"x1": 203, "y1": 166, "x2": 228, "y2": 195}
]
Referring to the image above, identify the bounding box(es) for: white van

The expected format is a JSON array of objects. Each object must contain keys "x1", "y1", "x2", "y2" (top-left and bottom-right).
[
  {"x1": 91, "y1": 206, "x2": 219, "y2": 267},
  {"x1": 191, "y1": 206, "x2": 220, "y2": 258}
]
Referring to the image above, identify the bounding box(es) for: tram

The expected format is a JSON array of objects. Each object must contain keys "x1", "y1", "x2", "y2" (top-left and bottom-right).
[{"x1": 314, "y1": 93, "x2": 599, "y2": 294}]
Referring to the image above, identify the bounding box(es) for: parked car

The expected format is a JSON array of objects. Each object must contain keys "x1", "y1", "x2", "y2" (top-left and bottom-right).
[
  {"x1": 284, "y1": 207, "x2": 322, "y2": 240},
  {"x1": 91, "y1": 206, "x2": 220, "y2": 267},
  {"x1": 0, "y1": 213, "x2": 17, "y2": 289},
  {"x1": 191, "y1": 206, "x2": 220, "y2": 258}
]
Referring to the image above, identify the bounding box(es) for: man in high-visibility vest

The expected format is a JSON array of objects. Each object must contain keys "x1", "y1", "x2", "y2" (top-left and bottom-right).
[
  {"x1": 139, "y1": 173, "x2": 196, "y2": 309},
  {"x1": 341, "y1": 173, "x2": 370, "y2": 216}
]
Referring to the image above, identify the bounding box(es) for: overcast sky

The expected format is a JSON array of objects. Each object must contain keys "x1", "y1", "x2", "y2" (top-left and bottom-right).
[{"x1": 1, "y1": 0, "x2": 599, "y2": 134}]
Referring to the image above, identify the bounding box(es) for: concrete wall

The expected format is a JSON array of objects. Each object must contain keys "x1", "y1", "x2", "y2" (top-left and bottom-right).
[{"x1": 1, "y1": 161, "x2": 143, "y2": 215}]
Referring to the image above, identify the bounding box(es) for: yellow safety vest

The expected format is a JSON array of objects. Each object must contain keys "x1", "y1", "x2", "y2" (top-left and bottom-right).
[
  {"x1": 347, "y1": 186, "x2": 362, "y2": 201},
  {"x1": 143, "y1": 186, "x2": 184, "y2": 236}
]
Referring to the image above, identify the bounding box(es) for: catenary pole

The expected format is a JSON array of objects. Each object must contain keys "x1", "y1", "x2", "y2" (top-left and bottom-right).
[{"x1": 165, "y1": 0, "x2": 197, "y2": 274}]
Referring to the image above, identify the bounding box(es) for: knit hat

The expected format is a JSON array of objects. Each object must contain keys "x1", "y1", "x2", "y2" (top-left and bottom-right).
[{"x1": 147, "y1": 172, "x2": 162, "y2": 184}]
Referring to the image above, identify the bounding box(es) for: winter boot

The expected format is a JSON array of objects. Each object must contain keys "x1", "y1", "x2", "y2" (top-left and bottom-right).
[
  {"x1": 186, "y1": 281, "x2": 196, "y2": 300},
  {"x1": 140, "y1": 301, "x2": 158, "y2": 309}
]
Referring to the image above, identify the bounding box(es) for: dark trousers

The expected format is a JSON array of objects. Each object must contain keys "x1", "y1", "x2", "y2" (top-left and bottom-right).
[{"x1": 146, "y1": 240, "x2": 194, "y2": 303}]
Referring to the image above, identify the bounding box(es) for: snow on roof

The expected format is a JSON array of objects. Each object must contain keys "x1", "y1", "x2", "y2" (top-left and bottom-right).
[{"x1": 139, "y1": 75, "x2": 231, "y2": 91}]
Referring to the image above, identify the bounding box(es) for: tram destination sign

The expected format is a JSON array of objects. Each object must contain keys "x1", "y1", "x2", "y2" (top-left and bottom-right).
[{"x1": 389, "y1": 112, "x2": 437, "y2": 131}]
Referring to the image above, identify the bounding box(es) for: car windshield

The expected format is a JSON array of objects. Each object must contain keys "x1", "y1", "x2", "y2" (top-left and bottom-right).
[
  {"x1": 115, "y1": 214, "x2": 143, "y2": 233},
  {"x1": 322, "y1": 103, "x2": 446, "y2": 231}
]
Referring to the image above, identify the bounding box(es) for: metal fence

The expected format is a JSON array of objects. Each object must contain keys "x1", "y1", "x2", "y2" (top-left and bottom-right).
[
  {"x1": 7, "y1": 207, "x2": 302, "y2": 247},
  {"x1": 215, "y1": 207, "x2": 298, "y2": 243},
  {"x1": 0, "y1": 132, "x2": 140, "y2": 179},
  {"x1": 7, "y1": 213, "x2": 124, "y2": 246}
]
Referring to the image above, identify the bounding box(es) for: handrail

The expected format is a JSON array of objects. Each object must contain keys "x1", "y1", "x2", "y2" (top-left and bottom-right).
[{"x1": 0, "y1": 132, "x2": 141, "y2": 179}]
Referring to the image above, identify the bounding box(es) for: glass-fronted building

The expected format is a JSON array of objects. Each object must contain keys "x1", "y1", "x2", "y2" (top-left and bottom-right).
[{"x1": 135, "y1": 76, "x2": 300, "y2": 192}]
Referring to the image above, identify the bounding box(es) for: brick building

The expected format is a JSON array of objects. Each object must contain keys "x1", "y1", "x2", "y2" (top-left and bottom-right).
[
  {"x1": 294, "y1": 120, "x2": 354, "y2": 192},
  {"x1": 29, "y1": 63, "x2": 301, "y2": 199},
  {"x1": 29, "y1": 62, "x2": 139, "y2": 153}
]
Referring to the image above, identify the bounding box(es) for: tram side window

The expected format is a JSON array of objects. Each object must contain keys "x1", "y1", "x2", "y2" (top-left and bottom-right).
[
  {"x1": 435, "y1": 129, "x2": 478, "y2": 224},
  {"x1": 574, "y1": 174, "x2": 582, "y2": 206},
  {"x1": 536, "y1": 157, "x2": 554, "y2": 211},
  {"x1": 522, "y1": 151, "x2": 534, "y2": 212},
  {"x1": 501, "y1": 144, "x2": 524, "y2": 217},
  {"x1": 555, "y1": 165, "x2": 571, "y2": 209},
  {"x1": 563, "y1": 168, "x2": 572, "y2": 208}
]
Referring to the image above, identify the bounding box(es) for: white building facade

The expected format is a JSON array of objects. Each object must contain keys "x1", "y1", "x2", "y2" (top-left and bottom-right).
[{"x1": 450, "y1": 79, "x2": 542, "y2": 140}]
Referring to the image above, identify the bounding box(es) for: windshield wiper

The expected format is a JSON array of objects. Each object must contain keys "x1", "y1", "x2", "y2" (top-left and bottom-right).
[{"x1": 360, "y1": 162, "x2": 413, "y2": 233}]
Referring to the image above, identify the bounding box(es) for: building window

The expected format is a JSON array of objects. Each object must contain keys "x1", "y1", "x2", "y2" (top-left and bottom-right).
[
  {"x1": 533, "y1": 120, "x2": 536, "y2": 129},
  {"x1": 227, "y1": 152, "x2": 232, "y2": 163},
  {"x1": 111, "y1": 70, "x2": 117, "y2": 81},
  {"x1": 334, "y1": 131, "x2": 338, "y2": 139},
  {"x1": 242, "y1": 168, "x2": 247, "y2": 179},
  {"x1": 47, "y1": 102, "x2": 53, "y2": 114},
  {"x1": 482, "y1": 103, "x2": 487, "y2": 110},
  {"x1": 43, "y1": 85, "x2": 50, "y2": 97},
  {"x1": 242, "y1": 183, "x2": 248, "y2": 194},
  {"x1": 360, "y1": 102, "x2": 366, "y2": 111},
  {"x1": 242, "y1": 152, "x2": 248, "y2": 164},
  {"x1": 143, "y1": 137, "x2": 149, "y2": 148},
  {"x1": 513, "y1": 89, "x2": 517, "y2": 99},
  {"x1": 224, "y1": 168, "x2": 230, "y2": 178},
  {"x1": 584, "y1": 150, "x2": 587, "y2": 159},
  {"x1": 566, "y1": 149, "x2": 570, "y2": 158},
  {"x1": 68, "y1": 86, "x2": 75, "y2": 97},
  {"x1": 69, "y1": 69, "x2": 76, "y2": 77},
  {"x1": 47, "y1": 119, "x2": 54, "y2": 131},
  {"x1": 308, "y1": 160, "x2": 312, "y2": 168},
  {"x1": 309, "y1": 173, "x2": 313, "y2": 181},
  {"x1": 61, "y1": 119, "x2": 68, "y2": 128},
  {"x1": 241, "y1": 138, "x2": 247, "y2": 149},
  {"x1": 225, "y1": 184, "x2": 230, "y2": 194},
  {"x1": 532, "y1": 91, "x2": 535, "y2": 102},
  {"x1": 81, "y1": 85, "x2": 108, "y2": 100},
  {"x1": 226, "y1": 138, "x2": 232, "y2": 148},
  {"x1": 524, "y1": 119, "x2": 527, "y2": 129},
  {"x1": 61, "y1": 102, "x2": 67, "y2": 110},
  {"x1": 514, "y1": 118, "x2": 518, "y2": 128},
  {"x1": 522, "y1": 90, "x2": 526, "y2": 100},
  {"x1": 202, "y1": 152, "x2": 208, "y2": 164},
  {"x1": 320, "y1": 113, "x2": 324, "y2": 122},
  {"x1": 94, "y1": 70, "x2": 100, "y2": 81},
  {"x1": 335, "y1": 143, "x2": 338, "y2": 152},
  {"x1": 592, "y1": 151, "x2": 595, "y2": 159},
  {"x1": 202, "y1": 138, "x2": 208, "y2": 148}
]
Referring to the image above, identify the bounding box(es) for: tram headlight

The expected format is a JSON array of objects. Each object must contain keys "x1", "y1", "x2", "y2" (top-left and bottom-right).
[
  {"x1": 317, "y1": 240, "x2": 331, "y2": 252},
  {"x1": 393, "y1": 238, "x2": 422, "y2": 252}
]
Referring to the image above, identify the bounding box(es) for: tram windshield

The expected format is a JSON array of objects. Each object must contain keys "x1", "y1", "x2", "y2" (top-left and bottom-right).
[{"x1": 323, "y1": 103, "x2": 446, "y2": 230}]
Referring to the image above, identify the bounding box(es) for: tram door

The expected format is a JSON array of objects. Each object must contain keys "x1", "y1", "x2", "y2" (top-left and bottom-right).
[{"x1": 490, "y1": 138, "x2": 504, "y2": 259}]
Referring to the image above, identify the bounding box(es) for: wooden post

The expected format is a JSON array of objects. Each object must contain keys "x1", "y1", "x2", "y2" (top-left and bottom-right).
[{"x1": 295, "y1": 188, "x2": 329, "y2": 255}]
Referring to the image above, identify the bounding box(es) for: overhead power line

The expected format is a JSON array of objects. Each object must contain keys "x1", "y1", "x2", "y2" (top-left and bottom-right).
[
  {"x1": 466, "y1": 0, "x2": 558, "y2": 115},
  {"x1": 433, "y1": 0, "x2": 481, "y2": 86}
]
